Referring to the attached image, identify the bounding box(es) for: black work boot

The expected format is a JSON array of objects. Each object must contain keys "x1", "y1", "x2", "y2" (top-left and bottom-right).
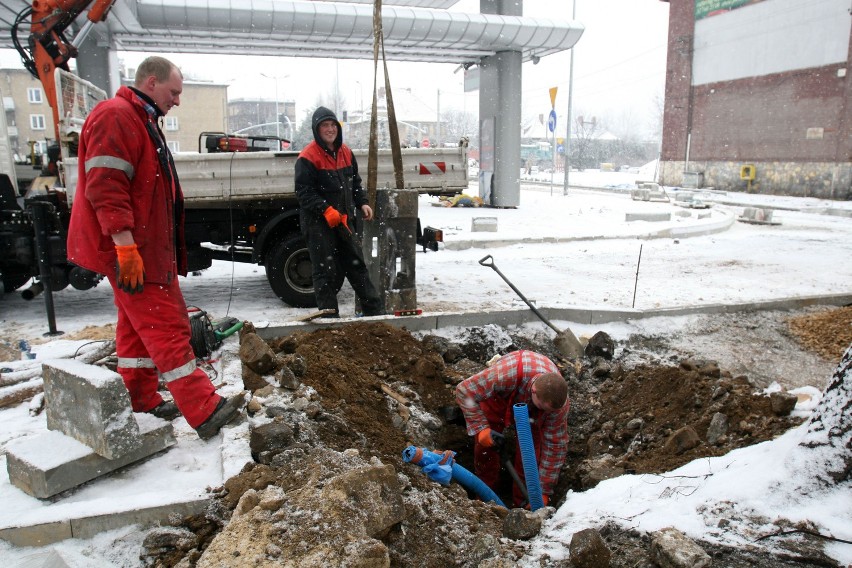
[
  {"x1": 147, "y1": 400, "x2": 180, "y2": 421},
  {"x1": 195, "y1": 394, "x2": 245, "y2": 440}
]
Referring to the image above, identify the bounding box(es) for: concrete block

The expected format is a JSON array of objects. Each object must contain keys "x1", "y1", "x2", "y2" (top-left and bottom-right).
[
  {"x1": 42, "y1": 358, "x2": 142, "y2": 460},
  {"x1": 471, "y1": 217, "x2": 498, "y2": 232},
  {"x1": 5, "y1": 414, "x2": 174, "y2": 499},
  {"x1": 625, "y1": 212, "x2": 671, "y2": 222}
]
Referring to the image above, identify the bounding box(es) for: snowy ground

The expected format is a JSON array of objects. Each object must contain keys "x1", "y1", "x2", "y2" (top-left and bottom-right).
[{"x1": 1, "y1": 172, "x2": 851, "y2": 566}]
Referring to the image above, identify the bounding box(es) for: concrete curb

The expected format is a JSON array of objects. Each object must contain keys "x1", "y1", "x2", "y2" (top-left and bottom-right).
[
  {"x1": 0, "y1": 497, "x2": 210, "y2": 547},
  {"x1": 256, "y1": 292, "x2": 852, "y2": 340}
]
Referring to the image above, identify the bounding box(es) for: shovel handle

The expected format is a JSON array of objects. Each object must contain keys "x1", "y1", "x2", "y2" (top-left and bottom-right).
[{"x1": 479, "y1": 254, "x2": 562, "y2": 335}]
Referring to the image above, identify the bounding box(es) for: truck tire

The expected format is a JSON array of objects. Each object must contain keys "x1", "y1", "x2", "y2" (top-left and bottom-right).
[{"x1": 265, "y1": 235, "x2": 344, "y2": 308}]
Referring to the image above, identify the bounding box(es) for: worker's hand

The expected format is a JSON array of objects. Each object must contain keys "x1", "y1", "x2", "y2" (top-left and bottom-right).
[
  {"x1": 115, "y1": 243, "x2": 144, "y2": 294},
  {"x1": 361, "y1": 204, "x2": 374, "y2": 221},
  {"x1": 340, "y1": 214, "x2": 352, "y2": 235},
  {"x1": 476, "y1": 428, "x2": 505, "y2": 449},
  {"x1": 323, "y1": 206, "x2": 343, "y2": 228}
]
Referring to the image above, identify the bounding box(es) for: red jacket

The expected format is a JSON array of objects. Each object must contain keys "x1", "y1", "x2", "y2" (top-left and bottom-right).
[{"x1": 67, "y1": 86, "x2": 186, "y2": 284}]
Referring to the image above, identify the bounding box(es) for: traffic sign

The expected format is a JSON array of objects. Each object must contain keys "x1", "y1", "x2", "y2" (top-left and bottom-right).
[
  {"x1": 547, "y1": 110, "x2": 557, "y2": 133},
  {"x1": 557, "y1": 144, "x2": 564, "y2": 154}
]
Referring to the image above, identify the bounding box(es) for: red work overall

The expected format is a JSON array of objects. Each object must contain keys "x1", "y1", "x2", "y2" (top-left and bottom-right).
[{"x1": 473, "y1": 393, "x2": 545, "y2": 507}]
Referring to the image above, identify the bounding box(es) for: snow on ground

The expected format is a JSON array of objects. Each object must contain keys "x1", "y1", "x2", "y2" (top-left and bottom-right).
[{"x1": 1, "y1": 172, "x2": 851, "y2": 566}]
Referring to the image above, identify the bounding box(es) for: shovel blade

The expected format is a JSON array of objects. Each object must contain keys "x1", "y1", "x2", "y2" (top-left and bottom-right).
[{"x1": 553, "y1": 330, "x2": 584, "y2": 359}]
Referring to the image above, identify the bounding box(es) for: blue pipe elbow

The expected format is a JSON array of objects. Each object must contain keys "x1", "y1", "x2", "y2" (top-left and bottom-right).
[
  {"x1": 402, "y1": 445, "x2": 506, "y2": 508},
  {"x1": 513, "y1": 403, "x2": 545, "y2": 511}
]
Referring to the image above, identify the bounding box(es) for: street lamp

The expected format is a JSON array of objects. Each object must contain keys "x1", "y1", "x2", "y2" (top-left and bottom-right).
[{"x1": 260, "y1": 73, "x2": 289, "y2": 142}]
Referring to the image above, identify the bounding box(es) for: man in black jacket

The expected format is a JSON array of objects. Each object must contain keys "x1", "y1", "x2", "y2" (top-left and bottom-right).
[{"x1": 294, "y1": 106, "x2": 384, "y2": 317}]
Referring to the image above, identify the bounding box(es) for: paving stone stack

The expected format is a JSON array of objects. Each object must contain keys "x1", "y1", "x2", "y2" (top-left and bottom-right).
[{"x1": 5, "y1": 359, "x2": 175, "y2": 499}]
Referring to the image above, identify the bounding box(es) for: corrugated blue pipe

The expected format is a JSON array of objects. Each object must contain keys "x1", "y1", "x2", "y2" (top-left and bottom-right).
[
  {"x1": 513, "y1": 403, "x2": 544, "y2": 511},
  {"x1": 402, "y1": 446, "x2": 506, "y2": 508}
]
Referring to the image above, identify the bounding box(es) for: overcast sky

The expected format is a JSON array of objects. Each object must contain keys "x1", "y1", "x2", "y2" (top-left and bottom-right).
[{"x1": 0, "y1": 0, "x2": 670, "y2": 139}]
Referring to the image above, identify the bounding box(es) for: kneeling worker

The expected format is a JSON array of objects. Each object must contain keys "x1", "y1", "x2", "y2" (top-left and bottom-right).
[{"x1": 455, "y1": 350, "x2": 570, "y2": 507}]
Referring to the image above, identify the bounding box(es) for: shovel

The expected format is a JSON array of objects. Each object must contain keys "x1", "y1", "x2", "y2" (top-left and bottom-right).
[{"x1": 479, "y1": 255, "x2": 584, "y2": 359}]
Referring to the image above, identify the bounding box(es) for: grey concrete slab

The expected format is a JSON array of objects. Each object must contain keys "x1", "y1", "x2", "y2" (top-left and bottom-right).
[
  {"x1": 70, "y1": 498, "x2": 210, "y2": 540},
  {"x1": 42, "y1": 359, "x2": 142, "y2": 460},
  {"x1": 5, "y1": 416, "x2": 175, "y2": 499},
  {"x1": 0, "y1": 520, "x2": 72, "y2": 548},
  {"x1": 0, "y1": 498, "x2": 210, "y2": 548},
  {"x1": 625, "y1": 212, "x2": 671, "y2": 222}
]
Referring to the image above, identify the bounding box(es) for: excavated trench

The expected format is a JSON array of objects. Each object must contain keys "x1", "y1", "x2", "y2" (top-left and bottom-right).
[{"x1": 143, "y1": 306, "x2": 851, "y2": 568}]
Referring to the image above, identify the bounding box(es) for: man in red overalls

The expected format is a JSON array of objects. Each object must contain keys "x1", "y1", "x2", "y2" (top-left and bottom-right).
[
  {"x1": 67, "y1": 56, "x2": 244, "y2": 439},
  {"x1": 455, "y1": 350, "x2": 570, "y2": 507}
]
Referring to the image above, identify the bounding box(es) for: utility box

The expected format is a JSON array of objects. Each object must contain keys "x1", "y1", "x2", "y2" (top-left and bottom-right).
[
  {"x1": 682, "y1": 171, "x2": 704, "y2": 188},
  {"x1": 740, "y1": 164, "x2": 756, "y2": 180},
  {"x1": 361, "y1": 187, "x2": 418, "y2": 314}
]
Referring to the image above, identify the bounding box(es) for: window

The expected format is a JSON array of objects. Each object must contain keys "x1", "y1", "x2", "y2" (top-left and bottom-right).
[
  {"x1": 27, "y1": 88, "x2": 43, "y2": 104},
  {"x1": 167, "y1": 140, "x2": 179, "y2": 153},
  {"x1": 165, "y1": 116, "x2": 179, "y2": 131},
  {"x1": 30, "y1": 114, "x2": 45, "y2": 130}
]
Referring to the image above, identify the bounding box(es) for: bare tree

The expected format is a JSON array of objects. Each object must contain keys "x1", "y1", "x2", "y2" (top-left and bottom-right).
[
  {"x1": 441, "y1": 108, "x2": 478, "y2": 146},
  {"x1": 569, "y1": 112, "x2": 606, "y2": 170}
]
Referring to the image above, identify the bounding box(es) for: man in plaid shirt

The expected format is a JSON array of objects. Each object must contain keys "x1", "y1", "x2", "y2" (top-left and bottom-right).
[{"x1": 455, "y1": 350, "x2": 570, "y2": 507}]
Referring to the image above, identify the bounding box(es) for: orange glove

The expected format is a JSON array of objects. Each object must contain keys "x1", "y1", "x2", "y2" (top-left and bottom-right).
[
  {"x1": 115, "y1": 243, "x2": 145, "y2": 294},
  {"x1": 323, "y1": 206, "x2": 342, "y2": 228},
  {"x1": 476, "y1": 428, "x2": 504, "y2": 448}
]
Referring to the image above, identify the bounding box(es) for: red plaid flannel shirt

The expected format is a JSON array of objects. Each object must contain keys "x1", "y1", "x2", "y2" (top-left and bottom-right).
[{"x1": 455, "y1": 350, "x2": 570, "y2": 495}]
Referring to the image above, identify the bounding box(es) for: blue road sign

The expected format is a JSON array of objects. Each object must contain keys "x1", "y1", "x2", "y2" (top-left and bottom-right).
[
  {"x1": 557, "y1": 144, "x2": 564, "y2": 154},
  {"x1": 547, "y1": 110, "x2": 557, "y2": 133}
]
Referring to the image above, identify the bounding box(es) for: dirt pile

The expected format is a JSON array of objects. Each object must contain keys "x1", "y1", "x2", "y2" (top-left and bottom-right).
[
  {"x1": 140, "y1": 306, "x2": 851, "y2": 567},
  {"x1": 787, "y1": 305, "x2": 852, "y2": 361}
]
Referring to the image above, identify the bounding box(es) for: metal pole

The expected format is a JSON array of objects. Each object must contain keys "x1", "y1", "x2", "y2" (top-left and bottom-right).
[
  {"x1": 563, "y1": 0, "x2": 576, "y2": 196},
  {"x1": 274, "y1": 79, "x2": 280, "y2": 141},
  {"x1": 29, "y1": 201, "x2": 63, "y2": 336}
]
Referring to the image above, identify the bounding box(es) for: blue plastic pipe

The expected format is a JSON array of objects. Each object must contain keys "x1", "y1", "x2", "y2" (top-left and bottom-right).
[
  {"x1": 402, "y1": 446, "x2": 506, "y2": 508},
  {"x1": 513, "y1": 403, "x2": 545, "y2": 511}
]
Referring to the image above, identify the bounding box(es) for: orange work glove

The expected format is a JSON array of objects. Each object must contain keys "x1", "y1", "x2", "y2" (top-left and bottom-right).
[
  {"x1": 323, "y1": 206, "x2": 342, "y2": 228},
  {"x1": 476, "y1": 428, "x2": 504, "y2": 448},
  {"x1": 115, "y1": 243, "x2": 145, "y2": 294}
]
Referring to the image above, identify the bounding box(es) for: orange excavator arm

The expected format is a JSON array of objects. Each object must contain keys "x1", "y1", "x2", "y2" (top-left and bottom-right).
[{"x1": 12, "y1": 0, "x2": 115, "y2": 143}]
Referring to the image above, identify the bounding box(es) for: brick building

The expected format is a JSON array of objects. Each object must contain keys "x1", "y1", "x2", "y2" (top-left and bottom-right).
[{"x1": 659, "y1": 0, "x2": 851, "y2": 199}]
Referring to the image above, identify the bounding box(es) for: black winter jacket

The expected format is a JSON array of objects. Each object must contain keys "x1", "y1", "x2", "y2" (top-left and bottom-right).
[{"x1": 294, "y1": 107, "x2": 367, "y2": 226}]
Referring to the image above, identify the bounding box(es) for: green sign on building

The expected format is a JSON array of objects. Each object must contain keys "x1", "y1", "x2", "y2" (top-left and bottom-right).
[{"x1": 695, "y1": 0, "x2": 764, "y2": 20}]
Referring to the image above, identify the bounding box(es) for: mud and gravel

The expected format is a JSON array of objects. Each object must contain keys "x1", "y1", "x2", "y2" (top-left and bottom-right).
[{"x1": 139, "y1": 304, "x2": 851, "y2": 568}]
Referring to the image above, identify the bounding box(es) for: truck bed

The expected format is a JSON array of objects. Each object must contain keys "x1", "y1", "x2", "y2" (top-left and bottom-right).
[{"x1": 63, "y1": 143, "x2": 469, "y2": 206}]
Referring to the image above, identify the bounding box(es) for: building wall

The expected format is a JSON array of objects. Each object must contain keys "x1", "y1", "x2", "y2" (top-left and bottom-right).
[
  {"x1": 127, "y1": 80, "x2": 229, "y2": 154},
  {"x1": 1, "y1": 69, "x2": 54, "y2": 159},
  {"x1": 659, "y1": 0, "x2": 852, "y2": 199},
  {"x1": 228, "y1": 99, "x2": 297, "y2": 139},
  {"x1": 2, "y1": 69, "x2": 229, "y2": 158}
]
